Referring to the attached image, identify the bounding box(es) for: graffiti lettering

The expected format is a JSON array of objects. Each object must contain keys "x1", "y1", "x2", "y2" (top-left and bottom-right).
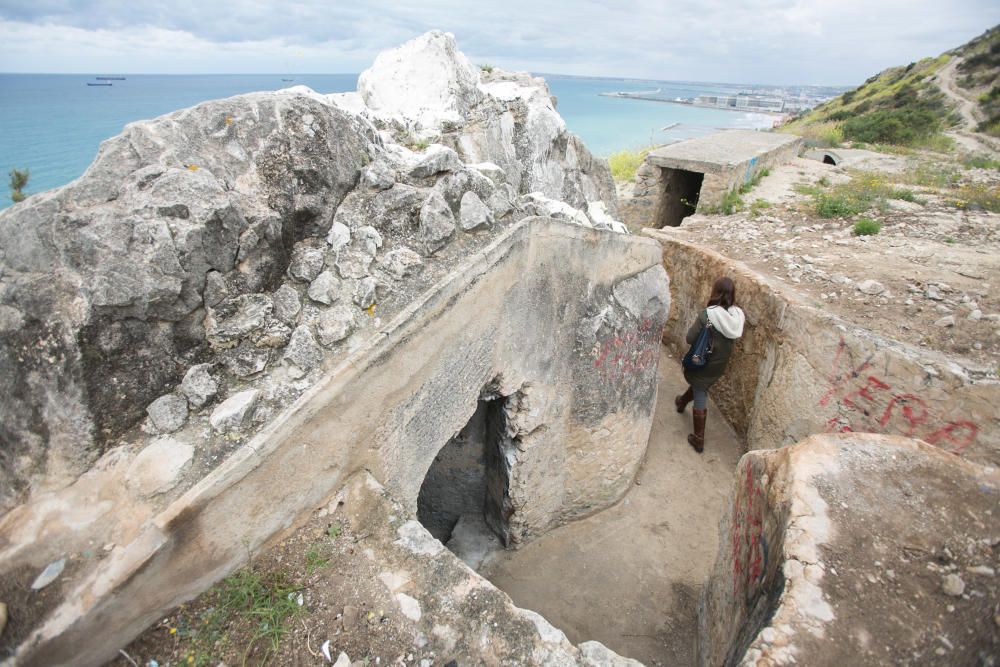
[
  {"x1": 593, "y1": 318, "x2": 661, "y2": 384},
  {"x1": 731, "y1": 462, "x2": 767, "y2": 600},
  {"x1": 819, "y1": 337, "x2": 979, "y2": 455}
]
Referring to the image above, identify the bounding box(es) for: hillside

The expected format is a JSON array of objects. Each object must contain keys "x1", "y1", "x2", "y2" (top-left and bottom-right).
[
  {"x1": 954, "y1": 25, "x2": 1000, "y2": 136},
  {"x1": 784, "y1": 24, "x2": 1000, "y2": 150}
]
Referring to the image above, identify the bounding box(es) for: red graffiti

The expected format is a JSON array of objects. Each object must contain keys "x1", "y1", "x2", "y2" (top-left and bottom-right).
[
  {"x1": 593, "y1": 318, "x2": 661, "y2": 384},
  {"x1": 731, "y1": 462, "x2": 766, "y2": 599},
  {"x1": 819, "y1": 338, "x2": 979, "y2": 455}
]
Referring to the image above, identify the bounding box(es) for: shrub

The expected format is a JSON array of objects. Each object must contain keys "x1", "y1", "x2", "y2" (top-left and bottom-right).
[
  {"x1": 817, "y1": 194, "x2": 867, "y2": 218},
  {"x1": 479, "y1": 64, "x2": 494, "y2": 73},
  {"x1": 8, "y1": 167, "x2": 29, "y2": 203},
  {"x1": 841, "y1": 108, "x2": 940, "y2": 144},
  {"x1": 852, "y1": 218, "x2": 881, "y2": 236},
  {"x1": 718, "y1": 189, "x2": 744, "y2": 215},
  {"x1": 607, "y1": 147, "x2": 652, "y2": 182},
  {"x1": 964, "y1": 154, "x2": 1000, "y2": 170}
]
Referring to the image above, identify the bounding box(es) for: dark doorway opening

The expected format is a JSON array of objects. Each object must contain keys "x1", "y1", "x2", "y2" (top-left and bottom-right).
[
  {"x1": 417, "y1": 383, "x2": 521, "y2": 568},
  {"x1": 654, "y1": 167, "x2": 704, "y2": 227},
  {"x1": 822, "y1": 154, "x2": 837, "y2": 165}
]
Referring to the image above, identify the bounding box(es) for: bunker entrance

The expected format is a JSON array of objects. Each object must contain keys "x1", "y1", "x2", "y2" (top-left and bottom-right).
[
  {"x1": 417, "y1": 384, "x2": 519, "y2": 567},
  {"x1": 655, "y1": 167, "x2": 704, "y2": 227}
]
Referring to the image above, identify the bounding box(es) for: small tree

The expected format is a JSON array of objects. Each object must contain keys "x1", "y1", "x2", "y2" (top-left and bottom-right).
[{"x1": 9, "y1": 168, "x2": 29, "y2": 203}]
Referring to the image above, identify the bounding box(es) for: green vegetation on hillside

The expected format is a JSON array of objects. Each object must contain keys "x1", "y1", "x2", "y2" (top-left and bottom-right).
[
  {"x1": 956, "y1": 25, "x2": 1000, "y2": 136},
  {"x1": 607, "y1": 146, "x2": 653, "y2": 182},
  {"x1": 783, "y1": 55, "x2": 958, "y2": 148}
]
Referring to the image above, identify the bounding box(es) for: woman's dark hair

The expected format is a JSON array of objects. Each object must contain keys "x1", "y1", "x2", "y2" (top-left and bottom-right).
[{"x1": 707, "y1": 277, "x2": 736, "y2": 310}]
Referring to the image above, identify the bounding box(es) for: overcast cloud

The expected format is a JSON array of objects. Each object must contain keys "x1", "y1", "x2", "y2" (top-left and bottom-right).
[{"x1": 0, "y1": 1, "x2": 997, "y2": 85}]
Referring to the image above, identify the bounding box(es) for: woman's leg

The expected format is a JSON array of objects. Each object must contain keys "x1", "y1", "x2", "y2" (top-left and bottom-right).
[
  {"x1": 692, "y1": 388, "x2": 708, "y2": 410},
  {"x1": 689, "y1": 388, "x2": 708, "y2": 453},
  {"x1": 674, "y1": 385, "x2": 694, "y2": 413}
]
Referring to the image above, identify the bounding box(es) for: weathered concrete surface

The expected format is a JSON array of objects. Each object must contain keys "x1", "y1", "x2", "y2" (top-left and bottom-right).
[
  {"x1": 484, "y1": 351, "x2": 743, "y2": 665},
  {"x1": 699, "y1": 433, "x2": 1000, "y2": 666},
  {"x1": 317, "y1": 471, "x2": 644, "y2": 666},
  {"x1": 621, "y1": 131, "x2": 803, "y2": 229},
  {"x1": 643, "y1": 230, "x2": 1000, "y2": 467},
  {"x1": 6, "y1": 219, "x2": 669, "y2": 666}
]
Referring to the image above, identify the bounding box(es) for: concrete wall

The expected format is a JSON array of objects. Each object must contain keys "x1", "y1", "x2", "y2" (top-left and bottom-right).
[
  {"x1": 699, "y1": 433, "x2": 1000, "y2": 666},
  {"x1": 644, "y1": 230, "x2": 1000, "y2": 467},
  {"x1": 620, "y1": 134, "x2": 804, "y2": 230},
  {"x1": 11, "y1": 218, "x2": 670, "y2": 666}
]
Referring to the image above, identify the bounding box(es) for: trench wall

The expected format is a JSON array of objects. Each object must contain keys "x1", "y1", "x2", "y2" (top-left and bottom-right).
[
  {"x1": 644, "y1": 230, "x2": 1000, "y2": 467},
  {"x1": 13, "y1": 218, "x2": 669, "y2": 667}
]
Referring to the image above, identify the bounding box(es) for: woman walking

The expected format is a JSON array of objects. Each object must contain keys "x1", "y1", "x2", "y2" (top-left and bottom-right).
[{"x1": 675, "y1": 277, "x2": 745, "y2": 453}]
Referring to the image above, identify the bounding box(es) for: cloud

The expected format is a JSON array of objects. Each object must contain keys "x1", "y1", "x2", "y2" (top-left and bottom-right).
[{"x1": 0, "y1": 1, "x2": 997, "y2": 84}]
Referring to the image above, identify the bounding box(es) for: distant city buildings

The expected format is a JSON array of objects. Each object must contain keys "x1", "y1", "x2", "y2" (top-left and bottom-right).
[{"x1": 693, "y1": 94, "x2": 785, "y2": 112}]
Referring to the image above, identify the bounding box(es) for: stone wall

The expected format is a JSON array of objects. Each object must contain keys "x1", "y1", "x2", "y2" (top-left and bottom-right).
[
  {"x1": 644, "y1": 230, "x2": 1000, "y2": 467},
  {"x1": 9, "y1": 218, "x2": 669, "y2": 666}
]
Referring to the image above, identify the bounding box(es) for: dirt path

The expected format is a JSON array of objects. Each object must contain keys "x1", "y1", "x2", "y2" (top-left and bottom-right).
[
  {"x1": 481, "y1": 349, "x2": 743, "y2": 666},
  {"x1": 935, "y1": 57, "x2": 1000, "y2": 154}
]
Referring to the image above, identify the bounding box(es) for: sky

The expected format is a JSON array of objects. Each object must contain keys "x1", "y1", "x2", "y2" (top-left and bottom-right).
[{"x1": 0, "y1": 1, "x2": 997, "y2": 86}]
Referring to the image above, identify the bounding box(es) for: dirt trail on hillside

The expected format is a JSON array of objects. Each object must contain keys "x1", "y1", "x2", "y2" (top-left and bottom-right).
[
  {"x1": 936, "y1": 57, "x2": 1000, "y2": 154},
  {"x1": 482, "y1": 351, "x2": 743, "y2": 666}
]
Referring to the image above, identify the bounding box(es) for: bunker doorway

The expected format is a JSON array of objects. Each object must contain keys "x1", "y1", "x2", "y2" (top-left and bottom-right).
[
  {"x1": 417, "y1": 384, "x2": 519, "y2": 568},
  {"x1": 823, "y1": 154, "x2": 837, "y2": 165},
  {"x1": 655, "y1": 167, "x2": 704, "y2": 227}
]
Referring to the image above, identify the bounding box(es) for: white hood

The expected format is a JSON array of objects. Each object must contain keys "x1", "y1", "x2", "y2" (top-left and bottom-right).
[{"x1": 707, "y1": 305, "x2": 745, "y2": 339}]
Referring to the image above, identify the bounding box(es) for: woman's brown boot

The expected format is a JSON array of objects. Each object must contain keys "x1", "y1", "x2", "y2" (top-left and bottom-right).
[
  {"x1": 674, "y1": 387, "x2": 694, "y2": 413},
  {"x1": 688, "y1": 408, "x2": 707, "y2": 453}
]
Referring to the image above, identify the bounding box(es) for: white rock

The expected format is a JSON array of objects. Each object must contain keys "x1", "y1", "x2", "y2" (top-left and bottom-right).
[
  {"x1": 307, "y1": 270, "x2": 342, "y2": 305},
  {"x1": 354, "y1": 226, "x2": 384, "y2": 257},
  {"x1": 418, "y1": 191, "x2": 456, "y2": 255},
  {"x1": 326, "y1": 221, "x2": 351, "y2": 251},
  {"x1": 272, "y1": 284, "x2": 302, "y2": 325},
  {"x1": 31, "y1": 558, "x2": 66, "y2": 590},
  {"x1": 353, "y1": 276, "x2": 378, "y2": 309},
  {"x1": 317, "y1": 305, "x2": 356, "y2": 346},
  {"x1": 587, "y1": 201, "x2": 628, "y2": 234},
  {"x1": 395, "y1": 593, "x2": 422, "y2": 622},
  {"x1": 180, "y1": 363, "x2": 218, "y2": 408},
  {"x1": 410, "y1": 144, "x2": 463, "y2": 178},
  {"x1": 288, "y1": 244, "x2": 325, "y2": 282},
  {"x1": 357, "y1": 30, "x2": 483, "y2": 129},
  {"x1": 284, "y1": 325, "x2": 324, "y2": 370},
  {"x1": 146, "y1": 393, "x2": 189, "y2": 433},
  {"x1": 942, "y1": 573, "x2": 965, "y2": 597},
  {"x1": 520, "y1": 192, "x2": 592, "y2": 228},
  {"x1": 378, "y1": 247, "x2": 423, "y2": 279},
  {"x1": 969, "y1": 309, "x2": 982, "y2": 321},
  {"x1": 126, "y1": 437, "x2": 195, "y2": 496},
  {"x1": 934, "y1": 315, "x2": 956, "y2": 328},
  {"x1": 857, "y1": 280, "x2": 885, "y2": 296},
  {"x1": 459, "y1": 191, "x2": 494, "y2": 231},
  {"x1": 333, "y1": 652, "x2": 351, "y2": 667},
  {"x1": 469, "y1": 161, "x2": 506, "y2": 184},
  {"x1": 210, "y1": 390, "x2": 260, "y2": 433}
]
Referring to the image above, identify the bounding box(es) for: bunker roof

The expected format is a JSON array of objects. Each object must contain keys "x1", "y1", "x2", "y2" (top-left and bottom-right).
[{"x1": 647, "y1": 129, "x2": 801, "y2": 173}]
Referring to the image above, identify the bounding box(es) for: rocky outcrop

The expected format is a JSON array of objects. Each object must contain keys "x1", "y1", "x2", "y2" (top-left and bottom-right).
[
  {"x1": 0, "y1": 31, "x2": 626, "y2": 514},
  {"x1": 0, "y1": 90, "x2": 373, "y2": 508}
]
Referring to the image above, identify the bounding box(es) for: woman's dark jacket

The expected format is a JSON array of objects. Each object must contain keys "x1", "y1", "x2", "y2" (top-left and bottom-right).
[{"x1": 682, "y1": 309, "x2": 736, "y2": 391}]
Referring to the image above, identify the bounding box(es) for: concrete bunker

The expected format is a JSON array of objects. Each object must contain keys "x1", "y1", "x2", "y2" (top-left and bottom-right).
[
  {"x1": 804, "y1": 148, "x2": 842, "y2": 166},
  {"x1": 641, "y1": 130, "x2": 804, "y2": 229}
]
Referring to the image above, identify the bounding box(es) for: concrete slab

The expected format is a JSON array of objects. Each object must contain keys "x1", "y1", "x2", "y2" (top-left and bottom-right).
[{"x1": 647, "y1": 130, "x2": 802, "y2": 174}]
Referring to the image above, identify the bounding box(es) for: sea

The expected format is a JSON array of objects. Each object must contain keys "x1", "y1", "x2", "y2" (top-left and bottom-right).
[{"x1": 0, "y1": 73, "x2": 782, "y2": 209}]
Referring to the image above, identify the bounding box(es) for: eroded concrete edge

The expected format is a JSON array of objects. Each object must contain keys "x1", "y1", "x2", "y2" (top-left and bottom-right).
[{"x1": 10, "y1": 218, "x2": 666, "y2": 667}]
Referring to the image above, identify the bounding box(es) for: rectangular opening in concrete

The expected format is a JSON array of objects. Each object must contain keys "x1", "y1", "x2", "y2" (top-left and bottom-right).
[
  {"x1": 655, "y1": 167, "x2": 704, "y2": 228},
  {"x1": 417, "y1": 383, "x2": 523, "y2": 566}
]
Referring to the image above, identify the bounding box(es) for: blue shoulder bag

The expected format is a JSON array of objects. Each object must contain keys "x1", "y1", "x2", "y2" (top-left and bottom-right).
[{"x1": 682, "y1": 318, "x2": 714, "y2": 370}]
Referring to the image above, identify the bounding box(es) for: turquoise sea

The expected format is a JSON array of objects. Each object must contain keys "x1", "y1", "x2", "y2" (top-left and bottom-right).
[{"x1": 0, "y1": 73, "x2": 777, "y2": 209}]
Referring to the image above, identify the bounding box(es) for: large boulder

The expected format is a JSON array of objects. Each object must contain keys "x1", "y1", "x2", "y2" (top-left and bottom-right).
[{"x1": 0, "y1": 90, "x2": 373, "y2": 508}]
